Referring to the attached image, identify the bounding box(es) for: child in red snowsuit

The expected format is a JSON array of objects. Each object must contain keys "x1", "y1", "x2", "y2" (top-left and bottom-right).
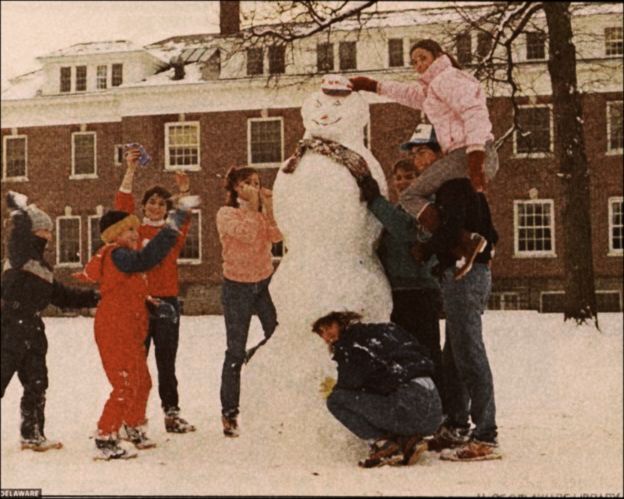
[
  {"x1": 114, "y1": 146, "x2": 195, "y2": 433},
  {"x1": 78, "y1": 206, "x2": 192, "y2": 460}
]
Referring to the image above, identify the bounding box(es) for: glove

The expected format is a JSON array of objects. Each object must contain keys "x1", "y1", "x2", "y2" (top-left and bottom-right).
[
  {"x1": 357, "y1": 175, "x2": 381, "y2": 205},
  {"x1": 348, "y1": 76, "x2": 378, "y2": 93},
  {"x1": 319, "y1": 377, "x2": 337, "y2": 399},
  {"x1": 467, "y1": 150, "x2": 486, "y2": 192},
  {"x1": 166, "y1": 209, "x2": 190, "y2": 232}
]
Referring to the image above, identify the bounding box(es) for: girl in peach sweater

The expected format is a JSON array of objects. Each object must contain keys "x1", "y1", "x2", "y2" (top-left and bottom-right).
[{"x1": 216, "y1": 166, "x2": 282, "y2": 437}]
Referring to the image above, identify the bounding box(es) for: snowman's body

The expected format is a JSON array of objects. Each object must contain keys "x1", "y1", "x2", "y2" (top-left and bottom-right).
[{"x1": 269, "y1": 90, "x2": 393, "y2": 332}]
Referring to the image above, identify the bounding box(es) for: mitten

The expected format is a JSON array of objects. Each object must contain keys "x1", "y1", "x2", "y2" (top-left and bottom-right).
[
  {"x1": 467, "y1": 150, "x2": 486, "y2": 192},
  {"x1": 177, "y1": 194, "x2": 201, "y2": 210},
  {"x1": 166, "y1": 209, "x2": 190, "y2": 232},
  {"x1": 357, "y1": 175, "x2": 381, "y2": 204},
  {"x1": 348, "y1": 76, "x2": 378, "y2": 93}
]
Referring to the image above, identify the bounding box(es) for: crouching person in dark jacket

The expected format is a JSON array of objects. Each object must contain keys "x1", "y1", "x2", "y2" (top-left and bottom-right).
[
  {"x1": 312, "y1": 311, "x2": 443, "y2": 468},
  {"x1": 1, "y1": 191, "x2": 99, "y2": 452}
]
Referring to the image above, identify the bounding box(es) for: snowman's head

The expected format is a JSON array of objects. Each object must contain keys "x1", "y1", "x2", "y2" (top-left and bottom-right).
[{"x1": 301, "y1": 78, "x2": 369, "y2": 145}]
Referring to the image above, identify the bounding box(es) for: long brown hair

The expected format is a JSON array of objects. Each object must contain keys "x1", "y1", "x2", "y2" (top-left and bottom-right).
[
  {"x1": 311, "y1": 311, "x2": 363, "y2": 335},
  {"x1": 410, "y1": 39, "x2": 463, "y2": 70},
  {"x1": 224, "y1": 165, "x2": 261, "y2": 209}
]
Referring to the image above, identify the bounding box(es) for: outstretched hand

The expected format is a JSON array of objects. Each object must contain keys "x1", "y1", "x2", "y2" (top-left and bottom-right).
[
  {"x1": 357, "y1": 175, "x2": 381, "y2": 204},
  {"x1": 348, "y1": 76, "x2": 379, "y2": 93}
]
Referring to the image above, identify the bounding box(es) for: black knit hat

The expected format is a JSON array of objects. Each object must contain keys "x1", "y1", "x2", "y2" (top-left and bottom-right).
[{"x1": 99, "y1": 210, "x2": 140, "y2": 243}]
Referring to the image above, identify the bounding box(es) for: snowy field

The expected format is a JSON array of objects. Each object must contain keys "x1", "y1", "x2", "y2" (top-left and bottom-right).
[{"x1": 1, "y1": 311, "x2": 622, "y2": 497}]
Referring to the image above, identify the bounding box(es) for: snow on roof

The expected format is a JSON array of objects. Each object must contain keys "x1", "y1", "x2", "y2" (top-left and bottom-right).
[
  {"x1": 39, "y1": 40, "x2": 142, "y2": 59},
  {"x1": 1, "y1": 69, "x2": 45, "y2": 100},
  {"x1": 122, "y1": 62, "x2": 206, "y2": 88}
]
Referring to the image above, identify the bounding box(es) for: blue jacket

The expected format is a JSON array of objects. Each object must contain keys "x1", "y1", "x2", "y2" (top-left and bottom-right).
[{"x1": 368, "y1": 196, "x2": 439, "y2": 291}]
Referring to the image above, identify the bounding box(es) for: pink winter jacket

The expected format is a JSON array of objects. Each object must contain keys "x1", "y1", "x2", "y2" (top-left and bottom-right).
[
  {"x1": 216, "y1": 206, "x2": 283, "y2": 283},
  {"x1": 378, "y1": 55, "x2": 493, "y2": 154}
]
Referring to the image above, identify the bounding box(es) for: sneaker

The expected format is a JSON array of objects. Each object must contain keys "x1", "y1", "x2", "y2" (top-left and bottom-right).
[
  {"x1": 427, "y1": 425, "x2": 471, "y2": 452},
  {"x1": 94, "y1": 436, "x2": 138, "y2": 461},
  {"x1": 440, "y1": 439, "x2": 502, "y2": 462},
  {"x1": 453, "y1": 231, "x2": 487, "y2": 280},
  {"x1": 21, "y1": 437, "x2": 63, "y2": 452},
  {"x1": 165, "y1": 409, "x2": 196, "y2": 434},
  {"x1": 121, "y1": 425, "x2": 157, "y2": 449},
  {"x1": 397, "y1": 435, "x2": 428, "y2": 466},
  {"x1": 222, "y1": 415, "x2": 239, "y2": 438},
  {"x1": 358, "y1": 438, "x2": 404, "y2": 468}
]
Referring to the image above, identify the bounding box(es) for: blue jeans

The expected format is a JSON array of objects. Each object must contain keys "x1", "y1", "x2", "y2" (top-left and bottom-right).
[
  {"x1": 327, "y1": 378, "x2": 443, "y2": 440},
  {"x1": 441, "y1": 263, "x2": 497, "y2": 442},
  {"x1": 220, "y1": 277, "x2": 278, "y2": 417}
]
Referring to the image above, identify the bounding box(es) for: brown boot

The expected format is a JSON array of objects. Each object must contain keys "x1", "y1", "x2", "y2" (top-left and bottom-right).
[
  {"x1": 358, "y1": 438, "x2": 404, "y2": 468},
  {"x1": 222, "y1": 415, "x2": 239, "y2": 438},
  {"x1": 397, "y1": 434, "x2": 428, "y2": 465},
  {"x1": 452, "y1": 231, "x2": 487, "y2": 280}
]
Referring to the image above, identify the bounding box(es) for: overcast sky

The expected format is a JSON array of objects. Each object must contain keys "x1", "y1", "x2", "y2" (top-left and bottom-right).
[{"x1": 1, "y1": 1, "x2": 457, "y2": 88}]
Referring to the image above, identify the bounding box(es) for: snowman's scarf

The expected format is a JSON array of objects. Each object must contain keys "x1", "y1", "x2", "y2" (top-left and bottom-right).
[{"x1": 283, "y1": 137, "x2": 371, "y2": 183}]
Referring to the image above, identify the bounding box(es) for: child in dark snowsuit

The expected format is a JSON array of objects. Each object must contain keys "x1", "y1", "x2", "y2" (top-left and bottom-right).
[{"x1": 1, "y1": 191, "x2": 100, "y2": 452}]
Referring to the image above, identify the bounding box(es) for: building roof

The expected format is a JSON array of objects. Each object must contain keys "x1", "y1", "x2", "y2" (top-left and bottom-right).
[
  {"x1": 1, "y1": 69, "x2": 45, "y2": 100},
  {"x1": 38, "y1": 40, "x2": 143, "y2": 59}
]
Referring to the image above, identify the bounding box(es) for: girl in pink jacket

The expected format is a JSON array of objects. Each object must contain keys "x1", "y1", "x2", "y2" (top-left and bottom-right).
[
  {"x1": 216, "y1": 166, "x2": 283, "y2": 438},
  {"x1": 350, "y1": 39, "x2": 498, "y2": 268}
]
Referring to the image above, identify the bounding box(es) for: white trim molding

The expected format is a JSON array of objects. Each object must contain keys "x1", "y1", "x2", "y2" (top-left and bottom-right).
[
  {"x1": 55, "y1": 214, "x2": 83, "y2": 267},
  {"x1": 2, "y1": 134, "x2": 28, "y2": 182},
  {"x1": 164, "y1": 121, "x2": 201, "y2": 171},
  {"x1": 70, "y1": 131, "x2": 98, "y2": 179},
  {"x1": 513, "y1": 198, "x2": 557, "y2": 258},
  {"x1": 247, "y1": 116, "x2": 285, "y2": 168},
  {"x1": 608, "y1": 196, "x2": 623, "y2": 256}
]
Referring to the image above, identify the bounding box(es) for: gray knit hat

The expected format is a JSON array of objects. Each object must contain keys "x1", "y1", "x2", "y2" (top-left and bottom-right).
[{"x1": 26, "y1": 205, "x2": 53, "y2": 232}]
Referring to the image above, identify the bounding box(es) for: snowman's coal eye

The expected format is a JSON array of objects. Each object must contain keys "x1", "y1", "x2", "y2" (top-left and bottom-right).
[{"x1": 333, "y1": 100, "x2": 342, "y2": 106}]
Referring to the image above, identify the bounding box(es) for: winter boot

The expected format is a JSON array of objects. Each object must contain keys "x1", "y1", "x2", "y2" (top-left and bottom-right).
[
  {"x1": 165, "y1": 408, "x2": 196, "y2": 434},
  {"x1": 222, "y1": 415, "x2": 239, "y2": 438},
  {"x1": 358, "y1": 438, "x2": 404, "y2": 468},
  {"x1": 452, "y1": 231, "x2": 487, "y2": 280},
  {"x1": 21, "y1": 436, "x2": 63, "y2": 452},
  {"x1": 427, "y1": 424, "x2": 472, "y2": 452},
  {"x1": 397, "y1": 434, "x2": 428, "y2": 466},
  {"x1": 440, "y1": 438, "x2": 501, "y2": 461},
  {"x1": 121, "y1": 424, "x2": 157, "y2": 449},
  {"x1": 94, "y1": 435, "x2": 138, "y2": 461}
]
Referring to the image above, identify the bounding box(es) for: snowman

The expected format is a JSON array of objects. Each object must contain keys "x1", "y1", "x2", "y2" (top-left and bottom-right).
[
  {"x1": 269, "y1": 74, "x2": 393, "y2": 332},
  {"x1": 241, "y1": 76, "x2": 393, "y2": 464}
]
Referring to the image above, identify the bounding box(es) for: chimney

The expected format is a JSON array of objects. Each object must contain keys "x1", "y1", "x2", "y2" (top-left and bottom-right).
[
  {"x1": 220, "y1": 1, "x2": 240, "y2": 35},
  {"x1": 171, "y1": 55, "x2": 185, "y2": 80}
]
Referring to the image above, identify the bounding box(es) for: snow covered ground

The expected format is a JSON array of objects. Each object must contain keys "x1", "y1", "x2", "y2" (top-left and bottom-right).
[{"x1": 1, "y1": 311, "x2": 622, "y2": 497}]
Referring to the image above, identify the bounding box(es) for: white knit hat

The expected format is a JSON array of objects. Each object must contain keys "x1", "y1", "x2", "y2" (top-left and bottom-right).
[{"x1": 7, "y1": 191, "x2": 53, "y2": 232}]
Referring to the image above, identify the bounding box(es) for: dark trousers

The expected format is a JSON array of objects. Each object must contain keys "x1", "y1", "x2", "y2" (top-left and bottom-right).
[
  {"x1": 145, "y1": 296, "x2": 181, "y2": 413},
  {"x1": 1, "y1": 315, "x2": 49, "y2": 441},
  {"x1": 220, "y1": 277, "x2": 278, "y2": 418},
  {"x1": 327, "y1": 378, "x2": 443, "y2": 440},
  {"x1": 390, "y1": 288, "x2": 445, "y2": 412}
]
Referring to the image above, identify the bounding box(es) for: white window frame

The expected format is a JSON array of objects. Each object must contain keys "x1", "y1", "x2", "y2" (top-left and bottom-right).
[
  {"x1": 56, "y1": 215, "x2": 82, "y2": 267},
  {"x1": 608, "y1": 196, "x2": 623, "y2": 256},
  {"x1": 247, "y1": 117, "x2": 284, "y2": 168},
  {"x1": 71, "y1": 131, "x2": 97, "y2": 179},
  {"x1": 96, "y1": 65, "x2": 107, "y2": 90},
  {"x1": 165, "y1": 121, "x2": 201, "y2": 171},
  {"x1": 525, "y1": 31, "x2": 547, "y2": 61},
  {"x1": 606, "y1": 101, "x2": 623, "y2": 155},
  {"x1": 513, "y1": 199, "x2": 557, "y2": 258},
  {"x1": 2, "y1": 134, "x2": 28, "y2": 182},
  {"x1": 605, "y1": 26, "x2": 623, "y2": 57},
  {"x1": 539, "y1": 291, "x2": 564, "y2": 313},
  {"x1": 75, "y1": 65, "x2": 87, "y2": 92},
  {"x1": 177, "y1": 209, "x2": 202, "y2": 265},
  {"x1": 87, "y1": 214, "x2": 104, "y2": 257},
  {"x1": 513, "y1": 104, "x2": 554, "y2": 158}
]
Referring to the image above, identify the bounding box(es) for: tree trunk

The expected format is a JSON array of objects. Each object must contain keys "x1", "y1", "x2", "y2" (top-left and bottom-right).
[{"x1": 544, "y1": 2, "x2": 598, "y2": 327}]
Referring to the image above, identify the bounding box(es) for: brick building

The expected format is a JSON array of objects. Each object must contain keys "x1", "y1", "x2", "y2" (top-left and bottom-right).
[{"x1": 2, "y1": 2, "x2": 622, "y2": 314}]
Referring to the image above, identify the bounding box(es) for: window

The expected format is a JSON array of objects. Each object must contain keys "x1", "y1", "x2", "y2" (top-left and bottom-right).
[
  {"x1": 514, "y1": 105, "x2": 552, "y2": 156},
  {"x1": 526, "y1": 31, "x2": 546, "y2": 60},
  {"x1": 71, "y1": 132, "x2": 96, "y2": 177},
  {"x1": 388, "y1": 38, "x2": 404, "y2": 67},
  {"x1": 605, "y1": 27, "x2": 623, "y2": 56},
  {"x1": 60, "y1": 67, "x2": 71, "y2": 93},
  {"x1": 165, "y1": 122, "x2": 200, "y2": 170},
  {"x1": 476, "y1": 32, "x2": 493, "y2": 59},
  {"x1": 488, "y1": 292, "x2": 520, "y2": 310},
  {"x1": 3, "y1": 135, "x2": 27, "y2": 180},
  {"x1": 76, "y1": 66, "x2": 87, "y2": 91},
  {"x1": 456, "y1": 33, "x2": 472, "y2": 65},
  {"x1": 248, "y1": 118, "x2": 283, "y2": 165},
  {"x1": 317, "y1": 43, "x2": 334, "y2": 72},
  {"x1": 56, "y1": 216, "x2": 82, "y2": 266},
  {"x1": 269, "y1": 45, "x2": 285, "y2": 75},
  {"x1": 541, "y1": 290, "x2": 622, "y2": 312},
  {"x1": 607, "y1": 101, "x2": 623, "y2": 153},
  {"x1": 88, "y1": 215, "x2": 103, "y2": 256},
  {"x1": 97, "y1": 65, "x2": 107, "y2": 89},
  {"x1": 112, "y1": 64, "x2": 123, "y2": 86},
  {"x1": 339, "y1": 41, "x2": 357, "y2": 71},
  {"x1": 609, "y1": 197, "x2": 623, "y2": 255},
  {"x1": 114, "y1": 144, "x2": 125, "y2": 166},
  {"x1": 596, "y1": 291, "x2": 622, "y2": 312},
  {"x1": 514, "y1": 200, "x2": 556, "y2": 257},
  {"x1": 178, "y1": 210, "x2": 201, "y2": 263},
  {"x1": 540, "y1": 291, "x2": 565, "y2": 313},
  {"x1": 246, "y1": 47, "x2": 263, "y2": 75}
]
